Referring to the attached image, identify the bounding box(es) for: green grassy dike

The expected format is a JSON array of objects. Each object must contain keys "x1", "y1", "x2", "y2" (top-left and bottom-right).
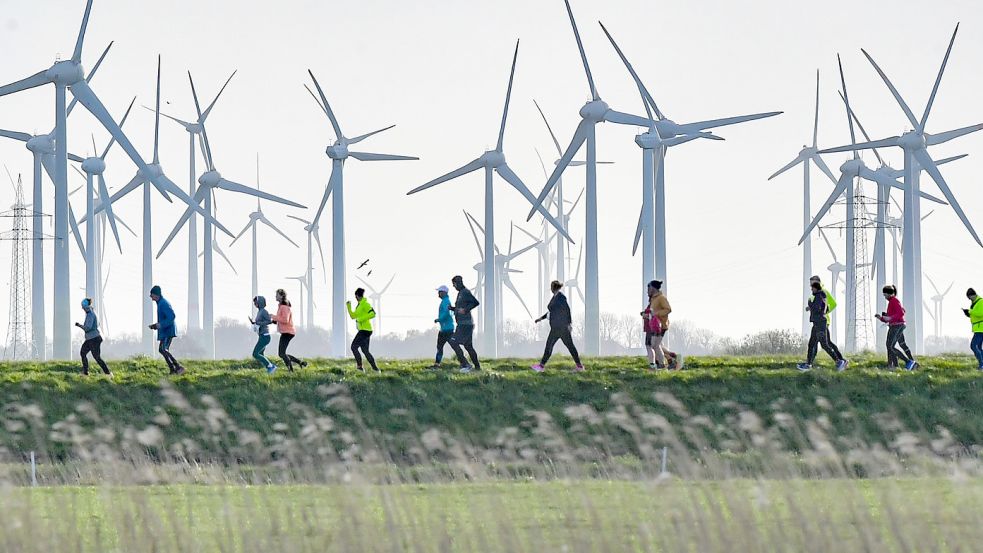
[{"x1": 1, "y1": 354, "x2": 982, "y2": 463}]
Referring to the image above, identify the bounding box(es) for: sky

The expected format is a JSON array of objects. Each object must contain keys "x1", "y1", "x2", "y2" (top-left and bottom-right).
[{"x1": 1, "y1": 0, "x2": 983, "y2": 348}]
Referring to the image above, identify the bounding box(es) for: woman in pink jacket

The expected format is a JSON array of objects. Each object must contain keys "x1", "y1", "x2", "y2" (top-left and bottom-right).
[
  {"x1": 875, "y1": 285, "x2": 919, "y2": 371},
  {"x1": 271, "y1": 289, "x2": 308, "y2": 371}
]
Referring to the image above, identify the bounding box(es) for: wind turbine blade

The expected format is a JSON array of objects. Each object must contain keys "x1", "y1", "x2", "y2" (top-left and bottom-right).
[
  {"x1": 0, "y1": 129, "x2": 33, "y2": 142},
  {"x1": 312, "y1": 229, "x2": 327, "y2": 278},
  {"x1": 153, "y1": 56, "x2": 161, "y2": 164},
  {"x1": 912, "y1": 148, "x2": 982, "y2": 247},
  {"x1": 65, "y1": 41, "x2": 112, "y2": 116},
  {"x1": 287, "y1": 214, "x2": 312, "y2": 226},
  {"x1": 534, "y1": 148, "x2": 549, "y2": 179},
  {"x1": 101, "y1": 96, "x2": 137, "y2": 160},
  {"x1": 870, "y1": 222, "x2": 882, "y2": 279},
  {"x1": 148, "y1": 107, "x2": 193, "y2": 129},
  {"x1": 818, "y1": 136, "x2": 900, "y2": 155},
  {"x1": 919, "y1": 24, "x2": 959, "y2": 133},
  {"x1": 926, "y1": 123, "x2": 983, "y2": 146},
  {"x1": 507, "y1": 239, "x2": 540, "y2": 261},
  {"x1": 0, "y1": 70, "x2": 52, "y2": 97},
  {"x1": 533, "y1": 100, "x2": 564, "y2": 157},
  {"x1": 463, "y1": 210, "x2": 485, "y2": 258},
  {"x1": 665, "y1": 133, "x2": 714, "y2": 147},
  {"x1": 567, "y1": 188, "x2": 585, "y2": 215},
  {"x1": 892, "y1": 182, "x2": 947, "y2": 205},
  {"x1": 307, "y1": 70, "x2": 343, "y2": 140},
  {"x1": 922, "y1": 210, "x2": 935, "y2": 222},
  {"x1": 215, "y1": 178, "x2": 306, "y2": 208},
  {"x1": 819, "y1": 227, "x2": 837, "y2": 262},
  {"x1": 798, "y1": 172, "x2": 851, "y2": 245},
  {"x1": 527, "y1": 119, "x2": 591, "y2": 221},
  {"x1": 504, "y1": 278, "x2": 534, "y2": 319},
  {"x1": 837, "y1": 54, "x2": 858, "y2": 150},
  {"x1": 188, "y1": 73, "x2": 215, "y2": 170},
  {"x1": 71, "y1": 0, "x2": 95, "y2": 61},
  {"x1": 575, "y1": 284, "x2": 586, "y2": 304},
  {"x1": 214, "y1": 242, "x2": 237, "y2": 274},
  {"x1": 348, "y1": 152, "x2": 418, "y2": 162},
  {"x1": 200, "y1": 70, "x2": 237, "y2": 124},
  {"x1": 496, "y1": 39, "x2": 520, "y2": 152},
  {"x1": 514, "y1": 225, "x2": 540, "y2": 243},
  {"x1": 562, "y1": 0, "x2": 598, "y2": 100},
  {"x1": 598, "y1": 21, "x2": 663, "y2": 123},
  {"x1": 679, "y1": 111, "x2": 782, "y2": 132},
  {"x1": 497, "y1": 163, "x2": 573, "y2": 243},
  {"x1": 303, "y1": 83, "x2": 329, "y2": 117},
  {"x1": 259, "y1": 216, "x2": 300, "y2": 247},
  {"x1": 407, "y1": 158, "x2": 484, "y2": 195},
  {"x1": 155, "y1": 205, "x2": 196, "y2": 258},
  {"x1": 838, "y1": 90, "x2": 883, "y2": 166},
  {"x1": 935, "y1": 153, "x2": 969, "y2": 166},
  {"x1": 311, "y1": 164, "x2": 339, "y2": 228},
  {"x1": 632, "y1": 205, "x2": 643, "y2": 256},
  {"x1": 768, "y1": 155, "x2": 805, "y2": 181},
  {"x1": 97, "y1": 174, "x2": 122, "y2": 252},
  {"x1": 347, "y1": 125, "x2": 396, "y2": 145},
  {"x1": 381, "y1": 274, "x2": 396, "y2": 294},
  {"x1": 604, "y1": 110, "x2": 654, "y2": 127},
  {"x1": 860, "y1": 48, "x2": 919, "y2": 129},
  {"x1": 943, "y1": 282, "x2": 954, "y2": 296},
  {"x1": 229, "y1": 220, "x2": 254, "y2": 247},
  {"x1": 114, "y1": 213, "x2": 138, "y2": 238},
  {"x1": 926, "y1": 274, "x2": 941, "y2": 295},
  {"x1": 574, "y1": 242, "x2": 583, "y2": 277},
  {"x1": 813, "y1": 69, "x2": 820, "y2": 148}
]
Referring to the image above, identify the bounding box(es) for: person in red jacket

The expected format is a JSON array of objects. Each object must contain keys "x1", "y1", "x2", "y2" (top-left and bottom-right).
[{"x1": 874, "y1": 285, "x2": 919, "y2": 370}]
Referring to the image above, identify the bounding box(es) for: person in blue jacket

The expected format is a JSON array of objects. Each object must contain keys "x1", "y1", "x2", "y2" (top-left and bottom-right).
[
  {"x1": 248, "y1": 295, "x2": 277, "y2": 374},
  {"x1": 148, "y1": 285, "x2": 184, "y2": 375},
  {"x1": 430, "y1": 285, "x2": 467, "y2": 369}
]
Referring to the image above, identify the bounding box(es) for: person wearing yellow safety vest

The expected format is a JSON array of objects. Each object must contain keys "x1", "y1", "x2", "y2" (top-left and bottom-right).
[
  {"x1": 963, "y1": 288, "x2": 983, "y2": 370},
  {"x1": 807, "y1": 275, "x2": 843, "y2": 361},
  {"x1": 347, "y1": 288, "x2": 379, "y2": 372}
]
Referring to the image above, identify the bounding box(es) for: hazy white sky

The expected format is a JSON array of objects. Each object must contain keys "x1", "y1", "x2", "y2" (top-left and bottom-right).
[{"x1": 1, "y1": 0, "x2": 983, "y2": 346}]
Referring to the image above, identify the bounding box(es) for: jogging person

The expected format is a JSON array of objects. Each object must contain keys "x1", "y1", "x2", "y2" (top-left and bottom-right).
[
  {"x1": 532, "y1": 280, "x2": 584, "y2": 372},
  {"x1": 74, "y1": 298, "x2": 111, "y2": 376},
  {"x1": 431, "y1": 285, "x2": 467, "y2": 369},
  {"x1": 648, "y1": 280, "x2": 683, "y2": 369},
  {"x1": 347, "y1": 287, "x2": 380, "y2": 372},
  {"x1": 451, "y1": 275, "x2": 481, "y2": 373},
  {"x1": 875, "y1": 285, "x2": 918, "y2": 370},
  {"x1": 964, "y1": 288, "x2": 983, "y2": 370},
  {"x1": 798, "y1": 281, "x2": 847, "y2": 371},
  {"x1": 271, "y1": 288, "x2": 307, "y2": 371},
  {"x1": 807, "y1": 275, "x2": 844, "y2": 362},
  {"x1": 249, "y1": 296, "x2": 277, "y2": 374},
  {"x1": 642, "y1": 295, "x2": 665, "y2": 370},
  {"x1": 148, "y1": 285, "x2": 185, "y2": 375}
]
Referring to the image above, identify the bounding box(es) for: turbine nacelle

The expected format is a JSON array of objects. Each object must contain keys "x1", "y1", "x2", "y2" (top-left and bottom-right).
[
  {"x1": 47, "y1": 60, "x2": 84, "y2": 86},
  {"x1": 840, "y1": 158, "x2": 864, "y2": 176},
  {"x1": 579, "y1": 99, "x2": 611, "y2": 123},
  {"x1": 653, "y1": 119, "x2": 684, "y2": 139},
  {"x1": 81, "y1": 156, "x2": 105, "y2": 175},
  {"x1": 199, "y1": 169, "x2": 222, "y2": 188},
  {"x1": 186, "y1": 123, "x2": 203, "y2": 134},
  {"x1": 899, "y1": 131, "x2": 926, "y2": 150},
  {"x1": 326, "y1": 143, "x2": 349, "y2": 160},
  {"x1": 480, "y1": 150, "x2": 506, "y2": 168},
  {"x1": 25, "y1": 135, "x2": 55, "y2": 154}
]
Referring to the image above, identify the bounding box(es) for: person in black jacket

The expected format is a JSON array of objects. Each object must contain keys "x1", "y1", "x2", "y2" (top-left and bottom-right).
[
  {"x1": 798, "y1": 281, "x2": 846, "y2": 372},
  {"x1": 451, "y1": 275, "x2": 481, "y2": 373},
  {"x1": 532, "y1": 281, "x2": 584, "y2": 373}
]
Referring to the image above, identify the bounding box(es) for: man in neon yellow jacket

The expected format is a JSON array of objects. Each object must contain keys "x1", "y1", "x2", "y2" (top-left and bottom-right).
[
  {"x1": 347, "y1": 287, "x2": 379, "y2": 371},
  {"x1": 964, "y1": 288, "x2": 983, "y2": 369}
]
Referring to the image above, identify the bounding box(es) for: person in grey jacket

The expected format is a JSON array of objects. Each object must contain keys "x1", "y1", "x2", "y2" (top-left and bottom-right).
[
  {"x1": 531, "y1": 281, "x2": 584, "y2": 372},
  {"x1": 248, "y1": 296, "x2": 276, "y2": 374},
  {"x1": 74, "y1": 298, "x2": 111, "y2": 376},
  {"x1": 451, "y1": 275, "x2": 481, "y2": 373}
]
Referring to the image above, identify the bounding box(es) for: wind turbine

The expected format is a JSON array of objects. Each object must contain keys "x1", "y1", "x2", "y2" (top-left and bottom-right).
[
  {"x1": 288, "y1": 215, "x2": 326, "y2": 331},
  {"x1": 287, "y1": 272, "x2": 311, "y2": 329},
  {"x1": 305, "y1": 70, "x2": 419, "y2": 358},
  {"x1": 155, "y1": 74, "x2": 304, "y2": 358},
  {"x1": 925, "y1": 275, "x2": 953, "y2": 338},
  {"x1": 598, "y1": 23, "x2": 781, "y2": 307},
  {"x1": 768, "y1": 71, "x2": 839, "y2": 336},
  {"x1": 407, "y1": 40, "x2": 571, "y2": 357},
  {"x1": 230, "y1": 156, "x2": 300, "y2": 310},
  {"x1": 150, "y1": 70, "x2": 237, "y2": 333},
  {"x1": 818, "y1": 24, "x2": 983, "y2": 351},
  {"x1": 514, "y1": 223, "x2": 556, "y2": 321},
  {"x1": 355, "y1": 274, "x2": 395, "y2": 335},
  {"x1": 1, "y1": 2, "x2": 222, "y2": 358}
]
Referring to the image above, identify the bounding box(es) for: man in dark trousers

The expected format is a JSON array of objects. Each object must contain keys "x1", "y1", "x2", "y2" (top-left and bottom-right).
[
  {"x1": 798, "y1": 281, "x2": 847, "y2": 372},
  {"x1": 149, "y1": 285, "x2": 185, "y2": 375},
  {"x1": 451, "y1": 275, "x2": 481, "y2": 373}
]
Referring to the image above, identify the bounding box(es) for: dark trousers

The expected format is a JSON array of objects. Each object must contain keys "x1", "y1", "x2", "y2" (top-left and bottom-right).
[
  {"x1": 158, "y1": 337, "x2": 182, "y2": 373},
  {"x1": 807, "y1": 323, "x2": 842, "y2": 364},
  {"x1": 971, "y1": 333, "x2": 983, "y2": 367},
  {"x1": 454, "y1": 324, "x2": 480, "y2": 370},
  {"x1": 541, "y1": 326, "x2": 581, "y2": 365},
  {"x1": 351, "y1": 330, "x2": 378, "y2": 370},
  {"x1": 886, "y1": 324, "x2": 913, "y2": 367},
  {"x1": 278, "y1": 333, "x2": 304, "y2": 370},
  {"x1": 80, "y1": 336, "x2": 110, "y2": 375},
  {"x1": 436, "y1": 330, "x2": 466, "y2": 365}
]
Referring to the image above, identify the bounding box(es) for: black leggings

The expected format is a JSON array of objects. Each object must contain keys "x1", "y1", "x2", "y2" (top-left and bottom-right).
[
  {"x1": 80, "y1": 336, "x2": 110, "y2": 375},
  {"x1": 159, "y1": 337, "x2": 182, "y2": 373},
  {"x1": 807, "y1": 323, "x2": 842, "y2": 364},
  {"x1": 351, "y1": 330, "x2": 378, "y2": 370},
  {"x1": 541, "y1": 326, "x2": 581, "y2": 365},
  {"x1": 278, "y1": 333, "x2": 304, "y2": 370},
  {"x1": 886, "y1": 324, "x2": 913, "y2": 367},
  {"x1": 453, "y1": 325, "x2": 480, "y2": 370},
  {"x1": 436, "y1": 330, "x2": 467, "y2": 365}
]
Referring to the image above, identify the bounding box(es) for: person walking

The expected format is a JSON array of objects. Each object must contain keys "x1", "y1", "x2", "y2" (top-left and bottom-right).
[
  {"x1": 271, "y1": 288, "x2": 307, "y2": 371},
  {"x1": 532, "y1": 281, "x2": 584, "y2": 372},
  {"x1": 451, "y1": 275, "x2": 481, "y2": 373},
  {"x1": 642, "y1": 297, "x2": 665, "y2": 370},
  {"x1": 149, "y1": 285, "x2": 185, "y2": 375},
  {"x1": 798, "y1": 281, "x2": 848, "y2": 371},
  {"x1": 964, "y1": 288, "x2": 983, "y2": 370},
  {"x1": 74, "y1": 298, "x2": 111, "y2": 377},
  {"x1": 431, "y1": 285, "x2": 467, "y2": 370},
  {"x1": 347, "y1": 287, "x2": 380, "y2": 372},
  {"x1": 648, "y1": 280, "x2": 683, "y2": 369},
  {"x1": 806, "y1": 275, "x2": 844, "y2": 363},
  {"x1": 249, "y1": 296, "x2": 277, "y2": 374},
  {"x1": 875, "y1": 285, "x2": 918, "y2": 371}
]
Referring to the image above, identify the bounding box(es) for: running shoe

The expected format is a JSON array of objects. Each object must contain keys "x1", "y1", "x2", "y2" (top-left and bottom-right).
[
  {"x1": 459, "y1": 366, "x2": 473, "y2": 374},
  {"x1": 905, "y1": 359, "x2": 918, "y2": 371},
  {"x1": 573, "y1": 364, "x2": 585, "y2": 373},
  {"x1": 675, "y1": 355, "x2": 685, "y2": 370},
  {"x1": 531, "y1": 364, "x2": 545, "y2": 373},
  {"x1": 174, "y1": 366, "x2": 186, "y2": 376},
  {"x1": 267, "y1": 364, "x2": 277, "y2": 375},
  {"x1": 836, "y1": 359, "x2": 848, "y2": 372},
  {"x1": 796, "y1": 363, "x2": 812, "y2": 372}
]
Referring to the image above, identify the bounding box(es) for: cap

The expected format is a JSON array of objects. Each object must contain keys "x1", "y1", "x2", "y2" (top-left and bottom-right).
[
  {"x1": 81, "y1": 298, "x2": 91, "y2": 309},
  {"x1": 150, "y1": 285, "x2": 162, "y2": 296},
  {"x1": 809, "y1": 275, "x2": 821, "y2": 282},
  {"x1": 436, "y1": 285, "x2": 449, "y2": 293}
]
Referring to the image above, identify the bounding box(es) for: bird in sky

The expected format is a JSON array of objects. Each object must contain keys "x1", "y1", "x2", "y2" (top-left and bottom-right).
[{"x1": 357, "y1": 259, "x2": 370, "y2": 270}]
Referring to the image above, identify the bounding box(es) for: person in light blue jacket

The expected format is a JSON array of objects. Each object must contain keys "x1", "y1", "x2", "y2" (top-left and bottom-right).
[
  {"x1": 430, "y1": 285, "x2": 467, "y2": 369},
  {"x1": 149, "y1": 285, "x2": 184, "y2": 375},
  {"x1": 74, "y1": 298, "x2": 111, "y2": 376},
  {"x1": 248, "y1": 295, "x2": 277, "y2": 374}
]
